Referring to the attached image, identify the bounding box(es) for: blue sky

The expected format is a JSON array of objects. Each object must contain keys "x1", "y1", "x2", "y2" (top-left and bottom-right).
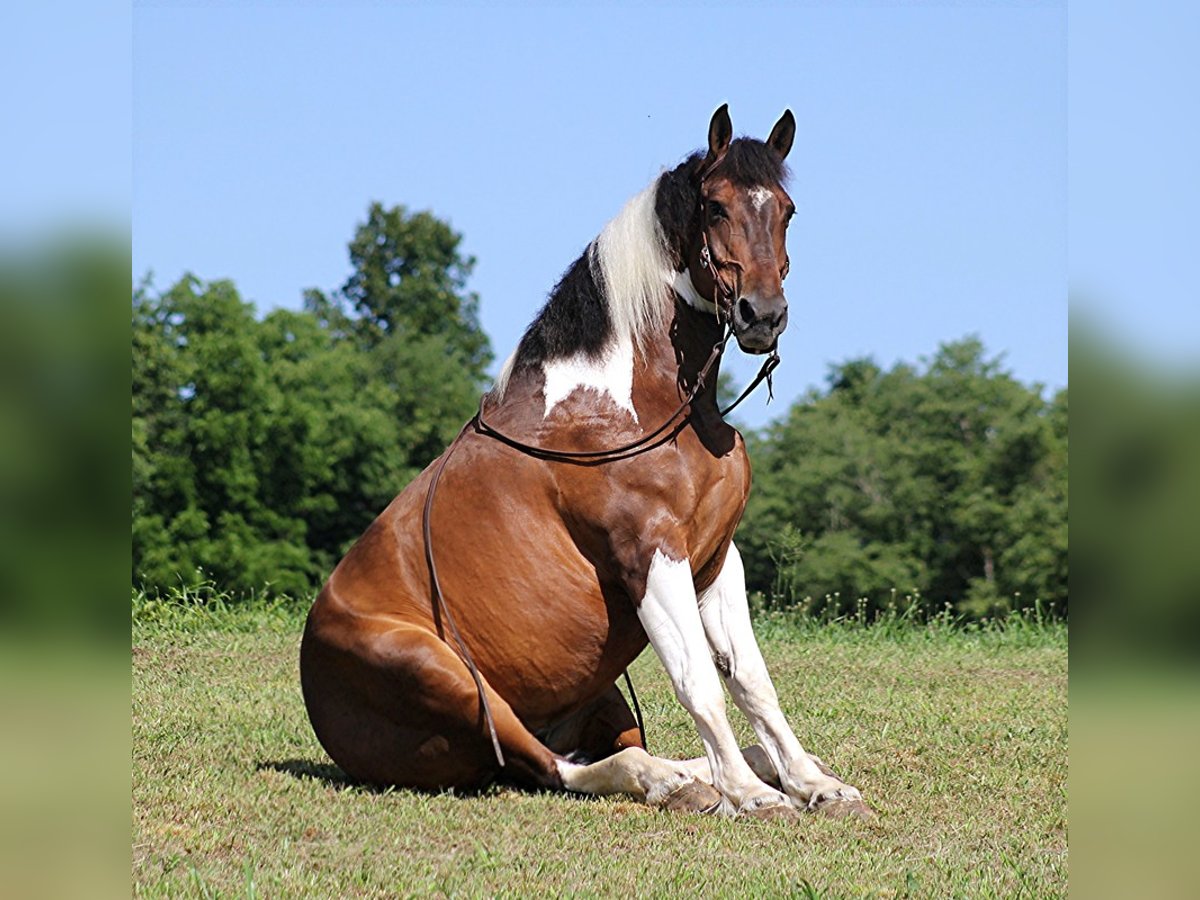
[
  {"x1": 2, "y1": 2, "x2": 130, "y2": 236},
  {"x1": 131, "y1": 3, "x2": 1067, "y2": 428},
  {"x1": 1070, "y1": 0, "x2": 1200, "y2": 369},
  {"x1": 5, "y1": 3, "x2": 1191, "y2": 425}
]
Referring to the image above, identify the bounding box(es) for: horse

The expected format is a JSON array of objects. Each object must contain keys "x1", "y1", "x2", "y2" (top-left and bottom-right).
[{"x1": 300, "y1": 105, "x2": 870, "y2": 819}]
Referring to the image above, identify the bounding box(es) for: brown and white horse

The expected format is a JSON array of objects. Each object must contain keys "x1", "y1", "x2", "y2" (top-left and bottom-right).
[{"x1": 300, "y1": 105, "x2": 869, "y2": 818}]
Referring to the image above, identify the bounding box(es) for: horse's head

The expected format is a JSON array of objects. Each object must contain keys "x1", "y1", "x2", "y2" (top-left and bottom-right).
[{"x1": 687, "y1": 104, "x2": 796, "y2": 354}]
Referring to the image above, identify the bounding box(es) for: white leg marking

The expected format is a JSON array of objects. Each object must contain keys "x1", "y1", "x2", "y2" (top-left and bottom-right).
[
  {"x1": 638, "y1": 550, "x2": 789, "y2": 814},
  {"x1": 698, "y1": 543, "x2": 863, "y2": 808},
  {"x1": 555, "y1": 749, "x2": 695, "y2": 806},
  {"x1": 541, "y1": 336, "x2": 638, "y2": 422}
]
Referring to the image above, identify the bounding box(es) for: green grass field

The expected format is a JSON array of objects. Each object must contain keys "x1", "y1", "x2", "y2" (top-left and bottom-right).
[{"x1": 132, "y1": 597, "x2": 1067, "y2": 897}]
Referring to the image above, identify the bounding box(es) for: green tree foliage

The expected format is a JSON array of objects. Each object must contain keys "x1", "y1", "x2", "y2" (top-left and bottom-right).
[
  {"x1": 132, "y1": 206, "x2": 489, "y2": 598},
  {"x1": 738, "y1": 338, "x2": 1067, "y2": 619},
  {"x1": 307, "y1": 202, "x2": 492, "y2": 380},
  {"x1": 1071, "y1": 322, "x2": 1200, "y2": 653},
  {"x1": 133, "y1": 201, "x2": 1066, "y2": 620}
]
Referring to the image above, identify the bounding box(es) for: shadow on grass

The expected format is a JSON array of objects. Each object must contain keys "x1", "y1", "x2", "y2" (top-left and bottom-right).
[
  {"x1": 257, "y1": 759, "x2": 364, "y2": 790},
  {"x1": 257, "y1": 758, "x2": 512, "y2": 799}
]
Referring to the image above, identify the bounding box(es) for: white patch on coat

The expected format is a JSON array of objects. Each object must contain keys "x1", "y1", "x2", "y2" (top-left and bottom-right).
[
  {"x1": 670, "y1": 268, "x2": 718, "y2": 315},
  {"x1": 749, "y1": 186, "x2": 773, "y2": 211},
  {"x1": 542, "y1": 336, "x2": 638, "y2": 422},
  {"x1": 638, "y1": 551, "x2": 703, "y2": 686},
  {"x1": 494, "y1": 171, "x2": 678, "y2": 403}
]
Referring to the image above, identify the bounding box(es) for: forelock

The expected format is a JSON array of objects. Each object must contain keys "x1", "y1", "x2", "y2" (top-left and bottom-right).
[{"x1": 710, "y1": 138, "x2": 790, "y2": 188}]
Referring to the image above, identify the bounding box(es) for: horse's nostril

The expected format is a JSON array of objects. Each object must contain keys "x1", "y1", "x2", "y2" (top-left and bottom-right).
[{"x1": 737, "y1": 298, "x2": 755, "y2": 324}]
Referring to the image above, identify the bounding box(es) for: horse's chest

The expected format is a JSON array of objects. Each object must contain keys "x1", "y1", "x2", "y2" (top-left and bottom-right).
[
  {"x1": 569, "y1": 430, "x2": 749, "y2": 600},
  {"x1": 672, "y1": 443, "x2": 747, "y2": 533},
  {"x1": 675, "y1": 441, "x2": 750, "y2": 568}
]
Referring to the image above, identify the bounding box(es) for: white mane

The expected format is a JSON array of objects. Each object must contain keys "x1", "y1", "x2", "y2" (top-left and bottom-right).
[
  {"x1": 493, "y1": 348, "x2": 518, "y2": 398},
  {"x1": 591, "y1": 177, "x2": 674, "y2": 352},
  {"x1": 492, "y1": 175, "x2": 674, "y2": 399}
]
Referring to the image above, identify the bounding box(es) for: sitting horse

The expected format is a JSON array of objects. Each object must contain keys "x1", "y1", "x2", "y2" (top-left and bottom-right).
[{"x1": 300, "y1": 105, "x2": 869, "y2": 818}]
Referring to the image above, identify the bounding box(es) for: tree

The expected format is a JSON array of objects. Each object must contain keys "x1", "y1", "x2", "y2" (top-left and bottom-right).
[
  {"x1": 309, "y1": 202, "x2": 492, "y2": 383},
  {"x1": 133, "y1": 276, "x2": 302, "y2": 594},
  {"x1": 738, "y1": 338, "x2": 1067, "y2": 619},
  {"x1": 132, "y1": 204, "x2": 494, "y2": 598}
]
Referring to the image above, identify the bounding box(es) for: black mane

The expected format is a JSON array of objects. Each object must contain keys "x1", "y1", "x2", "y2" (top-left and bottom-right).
[
  {"x1": 507, "y1": 137, "x2": 788, "y2": 376},
  {"x1": 510, "y1": 250, "x2": 611, "y2": 372}
]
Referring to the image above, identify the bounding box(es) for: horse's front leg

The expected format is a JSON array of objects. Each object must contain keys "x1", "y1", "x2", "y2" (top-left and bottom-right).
[
  {"x1": 637, "y1": 549, "x2": 796, "y2": 818},
  {"x1": 697, "y1": 543, "x2": 870, "y2": 816}
]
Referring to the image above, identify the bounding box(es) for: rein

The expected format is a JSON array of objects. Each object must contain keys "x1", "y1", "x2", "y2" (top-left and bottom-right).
[
  {"x1": 423, "y1": 334, "x2": 778, "y2": 769},
  {"x1": 422, "y1": 170, "x2": 781, "y2": 768},
  {"x1": 472, "y1": 170, "x2": 779, "y2": 464},
  {"x1": 474, "y1": 327, "x2": 777, "y2": 462}
]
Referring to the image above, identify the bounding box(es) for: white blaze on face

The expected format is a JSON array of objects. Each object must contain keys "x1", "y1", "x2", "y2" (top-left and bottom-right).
[
  {"x1": 749, "y1": 186, "x2": 773, "y2": 211},
  {"x1": 541, "y1": 337, "x2": 638, "y2": 422}
]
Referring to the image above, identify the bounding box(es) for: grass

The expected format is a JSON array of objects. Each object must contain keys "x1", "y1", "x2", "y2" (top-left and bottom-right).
[{"x1": 132, "y1": 591, "x2": 1067, "y2": 897}]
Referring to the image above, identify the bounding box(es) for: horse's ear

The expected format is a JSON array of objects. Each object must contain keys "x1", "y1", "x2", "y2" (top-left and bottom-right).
[
  {"x1": 767, "y1": 109, "x2": 795, "y2": 160},
  {"x1": 703, "y1": 103, "x2": 733, "y2": 170}
]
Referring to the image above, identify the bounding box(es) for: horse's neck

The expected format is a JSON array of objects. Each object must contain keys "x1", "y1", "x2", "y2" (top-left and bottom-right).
[
  {"x1": 490, "y1": 301, "x2": 726, "y2": 429},
  {"x1": 638, "y1": 306, "x2": 726, "y2": 416}
]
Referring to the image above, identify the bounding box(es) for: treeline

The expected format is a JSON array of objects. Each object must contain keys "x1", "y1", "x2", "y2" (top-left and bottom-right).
[
  {"x1": 132, "y1": 206, "x2": 1067, "y2": 618},
  {"x1": 737, "y1": 343, "x2": 1067, "y2": 618},
  {"x1": 133, "y1": 204, "x2": 490, "y2": 597}
]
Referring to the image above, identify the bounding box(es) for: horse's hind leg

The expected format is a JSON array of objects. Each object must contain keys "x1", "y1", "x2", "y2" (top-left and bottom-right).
[
  {"x1": 300, "y1": 616, "x2": 562, "y2": 792},
  {"x1": 541, "y1": 688, "x2": 818, "y2": 802},
  {"x1": 556, "y1": 748, "x2": 722, "y2": 812},
  {"x1": 541, "y1": 685, "x2": 722, "y2": 813},
  {"x1": 304, "y1": 618, "x2": 718, "y2": 810}
]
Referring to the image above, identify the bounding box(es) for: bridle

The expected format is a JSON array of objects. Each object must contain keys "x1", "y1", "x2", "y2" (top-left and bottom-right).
[
  {"x1": 423, "y1": 171, "x2": 784, "y2": 768},
  {"x1": 471, "y1": 164, "x2": 781, "y2": 461},
  {"x1": 696, "y1": 180, "x2": 744, "y2": 327}
]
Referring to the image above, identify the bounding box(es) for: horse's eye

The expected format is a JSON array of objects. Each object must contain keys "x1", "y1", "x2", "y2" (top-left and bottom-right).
[{"x1": 707, "y1": 200, "x2": 726, "y2": 220}]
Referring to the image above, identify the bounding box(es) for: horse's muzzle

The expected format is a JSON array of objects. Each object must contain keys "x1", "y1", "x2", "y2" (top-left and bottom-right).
[{"x1": 732, "y1": 294, "x2": 788, "y2": 354}]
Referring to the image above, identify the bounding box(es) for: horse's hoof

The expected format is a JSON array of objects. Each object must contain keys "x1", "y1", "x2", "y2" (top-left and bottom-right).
[
  {"x1": 741, "y1": 803, "x2": 803, "y2": 822},
  {"x1": 660, "y1": 780, "x2": 723, "y2": 814},
  {"x1": 809, "y1": 797, "x2": 876, "y2": 819}
]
